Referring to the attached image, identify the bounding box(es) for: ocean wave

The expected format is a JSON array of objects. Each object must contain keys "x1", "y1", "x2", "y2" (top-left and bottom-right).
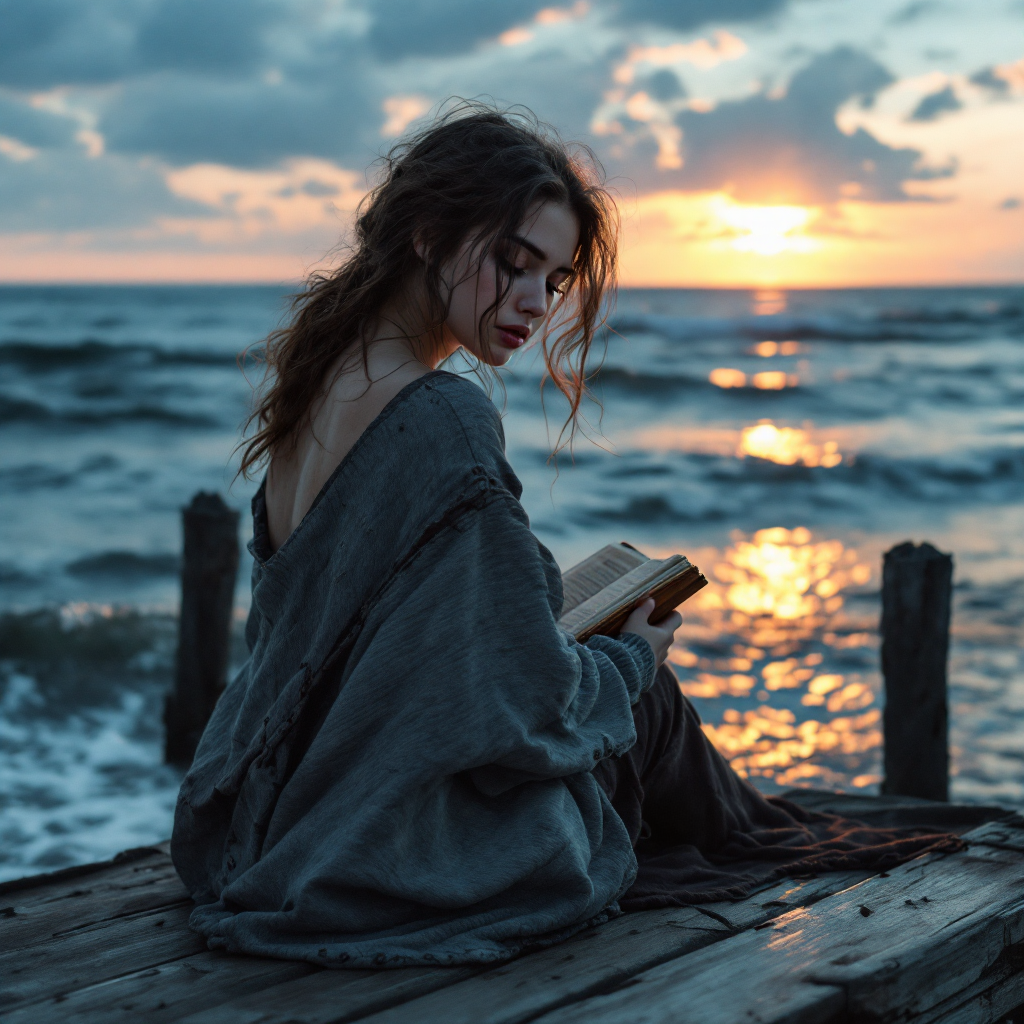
[
  {"x1": 581, "y1": 494, "x2": 729, "y2": 524},
  {"x1": 588, "y1": 365, "x2": 704, "y2": 394},
  {"x1": 0, "y1": 340, "x2": 252, "y2": 370},
  {"x1": 608, "y1": 303, "x2": 1024, "y2": 345},
  {"x1": 0, "y1": 607, "x2": 174, "y2": 671},
  {"x1": 0, "y1": 393, "x2": 219, "y2": 427},
  {"x1": 66, "y1": 552, "x2": 180, "y2": 579}
]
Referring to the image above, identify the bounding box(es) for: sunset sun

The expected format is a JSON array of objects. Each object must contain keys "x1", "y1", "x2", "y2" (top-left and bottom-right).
[{"x1": 712, "y1": 198, "x2": 818, "y2": 256}]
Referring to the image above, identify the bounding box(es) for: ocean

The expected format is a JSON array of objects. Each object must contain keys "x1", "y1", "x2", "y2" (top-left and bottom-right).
[{"x1": 2, "y1": 283, "x2": 1023, "y2": 883}]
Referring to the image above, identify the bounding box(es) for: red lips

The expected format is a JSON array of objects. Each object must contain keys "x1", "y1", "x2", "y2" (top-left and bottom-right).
[{"x1": 496, "y1": 324, "x2": 529, "y2": 349}]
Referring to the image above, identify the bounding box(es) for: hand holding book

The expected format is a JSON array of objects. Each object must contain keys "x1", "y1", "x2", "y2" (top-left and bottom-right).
[
  {"x1": 620, "y1": 596, "x2": 683, "y2": 667},
  {"x1": 558, "y1": 543, "x2": 708, "y2": 651}
]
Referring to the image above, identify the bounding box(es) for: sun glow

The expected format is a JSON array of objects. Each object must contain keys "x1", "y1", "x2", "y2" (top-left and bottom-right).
[{"x1": 712, "y1": 198, "x2": 818, "y2": 255}]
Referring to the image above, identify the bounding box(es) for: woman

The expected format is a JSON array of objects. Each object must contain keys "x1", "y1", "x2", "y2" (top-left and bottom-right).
[{"x1": 172, "y1": 104, "x2": 958, "y2": 969}]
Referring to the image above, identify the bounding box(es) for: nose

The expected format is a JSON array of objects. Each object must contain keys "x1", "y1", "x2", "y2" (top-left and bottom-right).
[{"x1": 517, "y1": 273, "x2": 547, "y2": 321}]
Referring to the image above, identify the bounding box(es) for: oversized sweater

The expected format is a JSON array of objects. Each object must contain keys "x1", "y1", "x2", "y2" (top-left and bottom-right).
[{"x1": 171, "y1": 370, "x2": 656, "y2": 968}]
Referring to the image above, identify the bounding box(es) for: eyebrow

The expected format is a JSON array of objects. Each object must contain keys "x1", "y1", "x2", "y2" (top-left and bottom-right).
[{"x1": 509, "y1": 234, "x2": 573, "y2": 276}]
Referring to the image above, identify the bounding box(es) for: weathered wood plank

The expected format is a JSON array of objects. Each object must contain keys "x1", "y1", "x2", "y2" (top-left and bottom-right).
[
  {"x1": 810, "y1": 846, "x2": 1024, "y2": 1020},
  {"x1": 910, "y1": 944, "x2": 1024, "y2": 1024},
  {"x1": 180, "y1": 870, "x2": 871, "y2": 1024},
  {"x1": 0, "y1": 846, "x2": 170, "y2": 908},
  {"x1": 0, "y1": 903, "x2": 202, "y2": 1011},
  {"x1": 0, "y1": 860, "x2": 187, "y2": 954},
  {"x1": 0, "y1": 951, "x2": 315, "y2": 1024},
  {"x1": 173, "y1": 965, "x2": 483, "y2": 1024},
  {"x1": 965, "y1": 819, "x2": 1024, "y2": 854},
  {"x1": 532, "y1": 838, "x2": 1024, "y2": 1024},
  {"x1": 357, "y1": 870, "x2": 874, "y2": 1024}
]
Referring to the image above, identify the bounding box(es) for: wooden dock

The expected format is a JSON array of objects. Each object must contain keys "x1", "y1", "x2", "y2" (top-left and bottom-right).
[{"x1": 4, "y1": 792, "x2": 1024, "y2": 1024}]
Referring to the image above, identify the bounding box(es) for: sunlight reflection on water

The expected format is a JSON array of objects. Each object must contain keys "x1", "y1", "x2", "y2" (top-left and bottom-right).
[{"x1": 666, "y1": 526, "x2": 884, "y2": 792}]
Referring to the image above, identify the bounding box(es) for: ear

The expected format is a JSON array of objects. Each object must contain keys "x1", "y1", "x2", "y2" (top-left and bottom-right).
[{"x1": 412, "y1": 232, "x2": 428, "y2": 263}]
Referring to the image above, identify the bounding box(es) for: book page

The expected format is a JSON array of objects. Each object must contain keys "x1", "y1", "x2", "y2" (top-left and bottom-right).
[
  {"x1": 559, "y1": 555, "x2": 707, "y2": 642},
  {"x1": 560, "y1": 543, "x2": 648, "y2": 615},
  {"x1": 558, "y1": 557, "x2": 675, "y2": 638}
]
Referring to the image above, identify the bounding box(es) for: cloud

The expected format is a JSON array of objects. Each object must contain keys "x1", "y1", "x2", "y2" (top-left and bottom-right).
[
  {"x1": 887, "y1": 1, "x2": 940, "y2": 25},
  {"x1": 0, "y1": 0, "x2": 133, "y2": 88},
  {"x1": 99, "y1": 67, "x2": 376, "y2": 168},
  {"x1": 908, "y1": 84, "x2": 961, "y2": 121},
  {"x1": 0, "y1": 0, "x2": 296, "y2": 90},
  {"x1": 615, "y1": 0, "x2": 786, "y2": 33},
  {"x1": 999, "y1": 197, "x2": 1021, "y2": 210},
  {"x1": 0, "y1": 149, "x2": 200, "y2": 231},
  {"x1": 969, "y1": 67, "x2": 1009, "y2": 94},
  {"x1": 133, "y1": 0, "x2": 277, "y2": 76},
  {"x1": 0, "y1": 93, "x2": 79, "y2": 149},
  {"x1": 654, "y1": 47, "x2": 952, "y2": 203},
  {"x1": 970, "y1": 59, "x2": 1024, "y2": 95},
  {"x1": 646, "y1": 70, "x2": 686, "y2": 102},
  {"x1": 161, "y1": 158, "x2": 363, "y2": 242},
  {"x1": 364, "y1": 0, "x2": 552, "y2": 60}
]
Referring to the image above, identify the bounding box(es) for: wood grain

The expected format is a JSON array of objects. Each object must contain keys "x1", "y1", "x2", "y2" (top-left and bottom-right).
[
  {"x1": 0, "y1": 951, "x2": 314, "y2": 1024},
  {"x1": 318, "y1": 871, "x2": 871, "y2": 1024},
  {"x1": 0, "y1": 859, "x2": 187, "y2": 954},
  {"x1": 173, "y1": 965, "x2": 483, "y2": 1024},
  {"x1": 532, "y1": 835, "x2": 1024, "y2": 1024},
  {"x1": 0, "y1": 903, "x2": 202, "y2": 1011}
]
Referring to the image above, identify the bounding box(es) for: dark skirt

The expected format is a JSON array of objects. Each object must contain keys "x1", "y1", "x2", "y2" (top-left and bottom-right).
[{"x1": 592, "y1": 666, "x2": 966, "y2": 909}]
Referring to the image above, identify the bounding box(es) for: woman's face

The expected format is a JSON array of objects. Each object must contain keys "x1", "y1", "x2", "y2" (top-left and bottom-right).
[{"x1": 443, "y1": 201, "x2": 580, "y2": 367}]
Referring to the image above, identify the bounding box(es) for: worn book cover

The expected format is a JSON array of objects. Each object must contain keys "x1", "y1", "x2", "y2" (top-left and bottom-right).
[{"x1": 558, "y1": 542, "x2": 707, "y2": 643}]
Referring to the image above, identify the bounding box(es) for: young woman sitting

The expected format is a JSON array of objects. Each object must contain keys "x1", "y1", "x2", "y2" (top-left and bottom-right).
[{"x1": 172, "y1": 104, "x2": 958, "y2": 969}]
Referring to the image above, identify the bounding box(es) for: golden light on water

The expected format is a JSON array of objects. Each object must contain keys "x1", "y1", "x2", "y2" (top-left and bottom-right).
[
  {"x1": 738, "y1": 421, "x2": 843, "y2": 467},
  {"x1": 708, "y1": 369, "x2": 799, "y2": 389},
  {"x1": 708, "y1": 367, "x2": 747, "y2": 388},
  {"x1": 710, "y1": 526, "x2": 870, "y2": 621},
  {"x1": 671, "y1": 527, "x2": 882, "y2": 791},
  {"x1": 702, "y1": 707, "x2": 882, "y2": 788},
  {"x1": 753, "y1": 340, "x2": 800, "y2": 356}
]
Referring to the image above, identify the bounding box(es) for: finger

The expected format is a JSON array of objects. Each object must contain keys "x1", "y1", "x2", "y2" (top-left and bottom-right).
[
  {"x1": 633, "y1": 595, "x2": 655, "y2": 612},
  {"x1": 652, "y1": 610, "x2": 683, "y2": 631}
]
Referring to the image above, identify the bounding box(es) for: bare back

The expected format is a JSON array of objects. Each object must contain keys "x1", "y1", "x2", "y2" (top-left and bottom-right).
[{"x1": 265, "y1": 344, "x2": 434, "y2": 552}]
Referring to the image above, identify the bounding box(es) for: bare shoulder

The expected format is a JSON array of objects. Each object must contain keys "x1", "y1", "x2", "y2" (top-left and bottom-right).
[{"x1": 266, "y1": 359, "x2": 433, "y2": 550}]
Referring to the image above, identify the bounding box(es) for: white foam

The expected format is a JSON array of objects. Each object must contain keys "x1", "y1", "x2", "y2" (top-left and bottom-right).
[{"x1": 0, "y1": 672, "x2": 181, "y2": 884}]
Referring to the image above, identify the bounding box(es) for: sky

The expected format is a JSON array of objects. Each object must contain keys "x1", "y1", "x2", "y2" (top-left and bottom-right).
[{"x1": 0, "y1": 0, "x2": 1021, "y2": 287}]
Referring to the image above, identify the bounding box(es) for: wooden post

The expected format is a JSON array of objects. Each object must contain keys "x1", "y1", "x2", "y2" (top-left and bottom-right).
[
  {"x1": 165, "y1": 492, "x2": 240, "y2": 767},
  {"x1": 881, "y1": 541, "x2": 953, "y2": 802}
]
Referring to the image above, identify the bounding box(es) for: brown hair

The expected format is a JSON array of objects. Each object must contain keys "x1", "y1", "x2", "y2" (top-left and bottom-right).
[{"x1": 238, "y1": 101, "x2": 618, "y2": 479}]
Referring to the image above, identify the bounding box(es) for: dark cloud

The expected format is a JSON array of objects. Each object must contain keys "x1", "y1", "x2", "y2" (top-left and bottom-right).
[
  {"x1": 970, "y1": 66, "x2": 1009, "y2": 93},
  {"x1": 134, "y1": 0, "x2": 276, "y2": 76},
  {"x1": 365, "y1": 0, "x2": 550, "y2": 60},
  {"x1": 0, "y1": 0, "x2": 133, "y2": 88},
  {"x1": 909, "y1": 84, "x2": 961, "y2": 121},
  {"x1": 654, "y1": 48, "x2": 952, "y2": 203},
  {"x1": 0, "y1": 0, "x2": 291, "y2": 89},
  {"x1": 999, "y1": 197, "x2": 1021, "y2": 210},
  {"x1": 0, "y1": 95, "x2": 79, "y2": 149},
  {"x1": 888, "y1": 1, "x2": 940, "y2": 25},
  {"x1": 100, "y1": 72, "x2": 376, "y2": 167},
  {"x1": 646, "y1": 69, "x2": 686, "y2": 102},
  {"x1": 616, "y1": 0, "x2": 786, "y2": 32}
]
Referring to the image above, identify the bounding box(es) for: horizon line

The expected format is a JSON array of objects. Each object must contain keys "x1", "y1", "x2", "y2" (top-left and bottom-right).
[{"x1": 1, "y1": 279, "x2": 1023, "y2": 291}]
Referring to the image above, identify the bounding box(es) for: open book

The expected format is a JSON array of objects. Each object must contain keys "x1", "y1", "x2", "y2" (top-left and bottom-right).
[{"x1": 558, "y1": 542, "x2": 708, "y2": 643}]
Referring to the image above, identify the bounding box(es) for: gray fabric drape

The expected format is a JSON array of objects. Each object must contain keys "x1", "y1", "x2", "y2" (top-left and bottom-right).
[{"x1": 171, "y1": 371, "x2": 656, "y2": 968}]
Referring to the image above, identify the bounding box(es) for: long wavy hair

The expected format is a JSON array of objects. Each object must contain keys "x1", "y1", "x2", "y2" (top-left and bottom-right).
[{"x1": 238, "y1": 101, "x2": 619, "y2": 479}]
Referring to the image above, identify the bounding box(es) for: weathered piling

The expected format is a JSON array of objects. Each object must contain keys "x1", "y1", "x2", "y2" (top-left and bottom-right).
[
  {"x1": 165, "y1": 492, "x2": 240, "y2": 767},
  {"x1": 881, "y1": 541, "x2": 953, "y2": 801}
]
